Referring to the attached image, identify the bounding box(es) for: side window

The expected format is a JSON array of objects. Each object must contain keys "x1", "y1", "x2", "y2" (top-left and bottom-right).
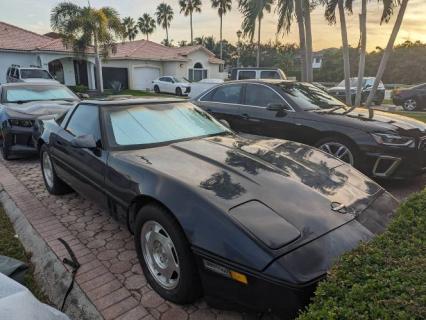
[
  {"x1": 66, "y1": 104, "x2": 101, "y2": 141},
  {"x1": 238, "y1": 71, "x2": 256, "y2": 80},
  {"x1": 260, "y1": 71, "x2": 280, "y2": 79},
  {"x1": 245, "y1": 84, "x2": 284, "y2": 107},
  {"x1": 159, "y1": 77, "x2": 167, "y2": 82},
  {"x1": 209, "y1": 85, "x2": 242, "y2": 104}
]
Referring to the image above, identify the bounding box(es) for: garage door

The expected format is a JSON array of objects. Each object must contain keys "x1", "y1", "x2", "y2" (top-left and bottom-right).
[
  {"x1": 102, "y1": 67, "x2": 129, "y2": 90},
  {"x1": 133, "y1": 67, "x2": 160, "y2": 90}
]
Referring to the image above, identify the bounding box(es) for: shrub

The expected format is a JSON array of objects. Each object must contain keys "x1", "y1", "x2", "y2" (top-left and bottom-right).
[
  {"x1": 68, "y1": 84, "x2": 88, "y2": 93},
  {"x1": 298, "y1": 189, "x2": 426, "y2": 320}
]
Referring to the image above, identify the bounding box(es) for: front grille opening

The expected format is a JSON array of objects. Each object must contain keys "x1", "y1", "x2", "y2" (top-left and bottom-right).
[{"x1": 375, "y1": 158, "x2": 395, "y2": 174}]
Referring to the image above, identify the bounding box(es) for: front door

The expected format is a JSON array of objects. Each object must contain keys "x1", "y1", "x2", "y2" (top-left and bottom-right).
[
  {"x1": 73, "y1": 60, "x2": 89, "y2": 87},
  {"x1": 51, "y1": 104, "x2": 108, "y2": 208},
  {"x1": 239, "y1": 83, "x2": 299, "y2": 140}
]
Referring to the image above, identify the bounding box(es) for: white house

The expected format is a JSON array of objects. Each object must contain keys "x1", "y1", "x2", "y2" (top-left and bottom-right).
[{"x1": 0, "y1": 21, "x2": 226, "y2": 90}]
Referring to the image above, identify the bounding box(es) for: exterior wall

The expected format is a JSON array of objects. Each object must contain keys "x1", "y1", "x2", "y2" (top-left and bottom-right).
[
  {"x1": 0, "y1": 51, "x2": 38, "y2": 84},
  {"x1": 185, "y1": 50, "x2": 226, "y2": 80}
]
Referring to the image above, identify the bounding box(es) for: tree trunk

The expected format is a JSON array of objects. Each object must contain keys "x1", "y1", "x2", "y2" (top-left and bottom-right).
[
  {"x1": 93, "y1": 33, "x2": 103, "y2": 94},
  {"x1": 190, "y1": 12, "x2": 193, "y2": 44},
  {"x1": 166, "y1": 24, "x2": 169, "y2": 44},
  {"x1": 338, "y1": 0, "x2": 352, "y2": 106},
  {"x1": 257, "y1": 16, "x2": 261, "y2": 67},
  {"x1": 366, "y1": 0, "x2": 409, "y2": 117},
  {"x1": 220, "y1": 14, "x2": 223, "y2": 60},
  {"x1": 295, "y1": 0, "x2": 306, "y2": 81},
  {"x1": 354, "y1": 0, "x2": 367, "y2": 108},
  {"x1": 303, "y1": 0, "x2": 313, "y2": 82}
]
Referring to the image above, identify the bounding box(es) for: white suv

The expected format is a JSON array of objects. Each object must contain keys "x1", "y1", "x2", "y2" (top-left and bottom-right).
[
  {"x1": 152, "y1": 76, "x2": 191, "y2": 96},
  {"x1": 6, "y1": 66, "x2": 58, "y2": 84}
]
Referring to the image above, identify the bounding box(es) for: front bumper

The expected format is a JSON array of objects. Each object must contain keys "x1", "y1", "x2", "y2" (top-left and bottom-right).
[
  {"x1": 193, "y1": 252, "x2": 318, "y2": 318},
  {"x1": 1, "y1": 123, "x2": 37, "y2": 157},
  {"x1": 360, "y1": 142, "x2": 426, "y2": 179}
]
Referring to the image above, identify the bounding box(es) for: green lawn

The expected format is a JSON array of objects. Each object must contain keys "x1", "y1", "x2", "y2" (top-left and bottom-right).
[
  {"x1": 0, "y1": 206, "x2": 47, "y2": 302},
  {"x1": 391, "y1": 111, "x2": 426, "y2": 123}
]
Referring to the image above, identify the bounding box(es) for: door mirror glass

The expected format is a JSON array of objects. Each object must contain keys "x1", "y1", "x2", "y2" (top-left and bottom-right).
[{"x1": 70, "y1": 134, "x2": 97, "y2": 149}]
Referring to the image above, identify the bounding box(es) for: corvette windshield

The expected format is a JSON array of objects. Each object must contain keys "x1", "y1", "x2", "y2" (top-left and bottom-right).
[
  {"x1": 4, "y1": 85, "x2": 78, "y2": 103},
  {"x1": 106, "y1": 103, "x2": 229, "y2": 146}
]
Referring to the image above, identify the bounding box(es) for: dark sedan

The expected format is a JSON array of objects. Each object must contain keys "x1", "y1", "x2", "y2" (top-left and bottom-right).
[
  {"x1": 0, "y1": 82, "x2": 79, "y2": 159},
  {"x1": 35, "y1": 98, "x2": 398, "y2": 317},
  {"x1": 193, "y1": 80, "x2": 426, "y2": 179},
  {"x1": 392, "y1": 83, "x2": 426, "y2": 111}
]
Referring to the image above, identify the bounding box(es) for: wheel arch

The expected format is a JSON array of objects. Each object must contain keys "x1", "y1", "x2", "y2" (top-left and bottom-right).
[{"x1": 314, "y1": 131, "x2": 360, "y2": 151}]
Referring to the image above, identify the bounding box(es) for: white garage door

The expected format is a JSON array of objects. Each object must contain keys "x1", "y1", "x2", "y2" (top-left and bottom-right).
[{"x1": 133, "y1": 67, "x2": 160, "y2": 90}]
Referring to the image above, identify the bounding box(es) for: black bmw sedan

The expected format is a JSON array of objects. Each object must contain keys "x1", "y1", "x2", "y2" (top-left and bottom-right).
[
  {"x1": 35, "y1": 98, "x2": 398, "y2": 317},
  {"x1": 193, "y1": 80, "x2": 426, "y2": 179}
]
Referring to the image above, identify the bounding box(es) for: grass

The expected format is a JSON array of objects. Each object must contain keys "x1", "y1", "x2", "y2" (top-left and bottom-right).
[
  {"x1": 298, "y1": 189, "x2": 426, "y2": 320},
  {"x1": 390, "y1": 111, "x2": 426, "y2": 123},
  {"x1": 0, "y1": 205, "x2": 48, "y2": 303}
]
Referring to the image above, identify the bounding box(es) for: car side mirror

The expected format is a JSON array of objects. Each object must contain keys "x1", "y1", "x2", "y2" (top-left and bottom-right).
[
  {"x1": 266, "y1": 103, "x2": 287, "y2": 112},
  {"x1": 219, "y1": 119, "x2": 230, "y2": 128},
  {"x1": 76, "y1": 93, "x2": 90, "y2": 99},
  {"x1": 70, "y1": 134, "x2": 97, "y2": 149}
]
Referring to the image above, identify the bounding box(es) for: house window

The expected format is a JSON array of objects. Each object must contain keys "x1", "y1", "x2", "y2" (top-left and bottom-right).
[
  {"x1": 188, "y1": 62, "x2": 207, "y2": 82},
  {"x1": 219, "y1": 64, "x2": 224, "y2": 73}
]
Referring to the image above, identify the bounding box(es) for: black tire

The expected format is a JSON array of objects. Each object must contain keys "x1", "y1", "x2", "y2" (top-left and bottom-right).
[
  {"x1": 176, "y1": 87, "x2": 182, "y2": 96},
  {"x1": 40, "y1": 144, "x2": 71, "y2": 195},
  {"x1": 134, "y1": 203, "x2": 202, "y2": 304},
  {"x1": 315, "y1": 136, "x2": 360, "y2": 168},
  {"x1": 402, "y1": 98, "x2": 418, "y2": 111},
  {"x1": 154, "y1": 85, "x2": 160, "y2": 94}
]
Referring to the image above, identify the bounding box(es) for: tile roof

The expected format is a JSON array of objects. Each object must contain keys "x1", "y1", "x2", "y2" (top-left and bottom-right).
[
  {"x1": 0, "y1": 21, "x2": 224, "y2": 64},
  {"x1": 0, "y1": 21, "x2": 74, "y2": 53}
]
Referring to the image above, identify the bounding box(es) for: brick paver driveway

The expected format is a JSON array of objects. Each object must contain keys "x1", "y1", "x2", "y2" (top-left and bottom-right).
[
  {"x1": 1, "y1": 157, "x2": 424, "y2": 320},
  {"x1": 0, "y1": 158, "x2": 267, "y2": 320}
]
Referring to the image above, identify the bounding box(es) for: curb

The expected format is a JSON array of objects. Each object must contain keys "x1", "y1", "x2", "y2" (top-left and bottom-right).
[{"x1": 0, "y1": 188, "x2": 103, "y2": 320}]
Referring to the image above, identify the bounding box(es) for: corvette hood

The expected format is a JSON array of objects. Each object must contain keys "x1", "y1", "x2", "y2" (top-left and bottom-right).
[{"x1": 119, "y1": 135, "x2": 387, "y2": 249}]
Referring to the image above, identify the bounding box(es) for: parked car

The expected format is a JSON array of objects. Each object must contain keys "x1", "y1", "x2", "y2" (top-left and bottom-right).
[
  {"x1": 152, "y1": 76, "x2": 191, "y2": 96},
  {"x1": 0, "y1": 82, "x2": 79, "y2": 159},
  {"x1": 228, "y1": 67, "x2": 287, "y2": 81},
  {"x1": 6, "y1": 65, "x2": 58, "y2": 84},
  {"x1": 392, "y1": 83, "x2": 426, "y2": 111},
  {"x1": 34, "y1": 98, "x2": 398, "y2": 317},
  {"x1": 193, "y1": 80, "x2": 426, "y2": 179},
  {"x1": 328, "y1": 77, "x2": 385, "y2": 105},
  {"x1": 188, "y1": 78, "x2": 224, "y2": 99}
]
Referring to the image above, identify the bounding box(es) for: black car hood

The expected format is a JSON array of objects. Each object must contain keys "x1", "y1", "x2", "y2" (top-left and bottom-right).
[
  {"x1": 117, "y1": 135, "x2": 385, "y2": 250},
  {"x1": 2, "y1": 101, "x2": 76, "y2": 119},
  {"x1": 310, "y1": 107, "x2": 426, "y2": 134}
]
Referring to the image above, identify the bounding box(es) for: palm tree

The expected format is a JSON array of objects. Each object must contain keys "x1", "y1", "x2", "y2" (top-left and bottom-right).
[
  {"x1": 303, "y1": 0, "x2": 314, "y2": 82},
  {"x1": 239, "y1": 0, "x2": 274, "y2": 67},
  {"x1": 122, "y1": 16, "x2": 139, "y2": 41},
  {"x1": 179, "y1": 0, "x2": 203, "y2": 44},
  {"x1": 138, "y1": 13, "x2": 156, "y2": 40},
  {"x1": 366, "y1": 0, "x2": 409, "y2": 117},
  {"x1": 276, "y1": 0, "x2": 310, "y2": 81},
  {"x1": 354, "y1": 0, "x2": 367, "y2": 107},
  {"x1": 51, "y1": 2, "x2": 125, "y2": 94},
  {"x1": 324, "y1": 0, "x2": 353, "y2": 105},
  {"x1": 156, "y1": 3, "x2": 174, "y2": 45},
  {"x1": 211, "y1": 0, "x2": 232, "y2": 60}
]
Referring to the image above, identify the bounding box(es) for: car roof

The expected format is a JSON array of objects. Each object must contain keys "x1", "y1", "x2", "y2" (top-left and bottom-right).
[
  {"x1": 223, "y1": 79, "x2": 297, "y2": 86},
  {"x1": 230, "y1": 67, "x2": 282, "y2": 70},
  {"x1": 81, "y1": 97, "x2": 188, "y2": 107}
]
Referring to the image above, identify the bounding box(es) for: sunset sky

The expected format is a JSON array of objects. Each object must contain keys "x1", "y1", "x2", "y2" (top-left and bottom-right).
[{"x1": 0, "y1": 0, "x2": 424, "y2": 51}]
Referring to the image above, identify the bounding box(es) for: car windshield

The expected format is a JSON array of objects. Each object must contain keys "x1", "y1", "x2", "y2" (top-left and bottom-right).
[
  {"x1": 172, "y1": 77, "x2": 187, "y2": 83},
  {"x1": 279, "y1": 83, "x2": 347, "y2": 110},
  {"x1": 20, "y1": 69, "x2": 52, "y2": 79},
  {"x1": 106, "y1": 103, "x2": 230, "y2": 147},
  {"x1": 4, "y1": 85, "x2": 78, "y2": 103}
]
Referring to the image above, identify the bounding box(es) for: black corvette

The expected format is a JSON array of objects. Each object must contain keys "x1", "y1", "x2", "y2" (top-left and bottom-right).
[
  {"x1": 193, "y1": 80, "x2": 426, "y2": 179},
  {"x1": 34, "y1": 99, "x2": 398, "y2": 317}
]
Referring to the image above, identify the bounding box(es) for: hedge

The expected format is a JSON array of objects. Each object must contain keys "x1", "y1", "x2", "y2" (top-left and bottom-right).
[{"x1": 298, "y1": 189, "x2": 426, "y2": 320}]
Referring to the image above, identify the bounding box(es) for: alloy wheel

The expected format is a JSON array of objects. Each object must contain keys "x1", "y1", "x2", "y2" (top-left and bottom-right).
[
  {"x1": 42, "y1": 151, "x2": 54, "y2": 188},
  {"x1": 141, "y1": 220, "x2": 180, "y2": 290},
  {"x1": 403, "y1": 99, "x2": 417, "y2": 111},
  {"x1": 319, "y1": 142, "x2": 354, "y2": 165}
]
